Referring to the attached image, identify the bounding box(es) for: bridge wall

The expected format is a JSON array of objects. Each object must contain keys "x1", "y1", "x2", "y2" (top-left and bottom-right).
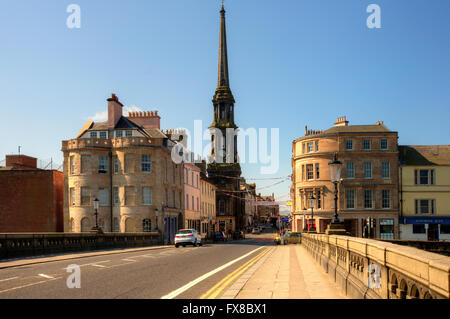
[
  {"x1": 302, "y1": 233, "x2": 450, "y2": 299},
  {"x1": 0, "y1": 232, "x2": 161, "y2": 261}
]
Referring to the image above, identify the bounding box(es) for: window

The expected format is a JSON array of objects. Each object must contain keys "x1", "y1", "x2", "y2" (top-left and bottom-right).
[
  {"x1": 98, "y1": 156, "x2": 108, "y2": 174},
  {"x1": 81, "y1": 155, "x2": 90, "y2": 174},
  {"x1": 113, "y1": 187, "x2": 119, "y2": 206},
  {"x1": 315, "y1": 140, "x2": 319, "y2": 152},
  {"x1": 172, "y1": 191, "x2": 175, "y2": 207},
  {"x1": 364, "y1": 162, "x2": 372, "y2": 179},
  {"x1": 379, "y1": 219, "x2": 394, "y2": 240},
  {"x1": 302, "y1": 143, "x2": 305, "y2": 154},
  {"x1": 382, "y1": 162, "x2": 390, "y2": 179},
  {"x1": 113, "y1": 156, "x2": 119, "y2": 174},
  {"x1": 125, "y1": 130, "x2": 133, "y2": 137},
  {"x1": 191, "y1": 172, "x2": 194, "y2": 185},
  {"x1": 315, "y1": 164, "x2": 320, "y2": 180},
  {"x1": 302, "y1": 165, "x2": 305, "y2": 181},
  {"x1": 306, "y1": 164, "x2": 314, "y2": 180},
  {"x1": 382, "y1": 190, "x2": 390, "y2": 209},
  {"x1": 363, "y1": 140, "x2": 371, "y2": 150},
  {"x1": 364, "y1": 190, "x2": 373, "y2": 209},
  {"x1": 192, "y1": 196, "x2": 194, "y2": 211},
  {"x1": 114, "y1": 218, "x2": 120, "y2": 232},
  {"x1": 89, "y1": 131, "x2": 98, "y2": 138},
  {"x1": 70, "y1": 156, "x2": 75, "y2": 175},
  {"x1": 125, "y1": 186, "x2": 135, "y2": 206},
  {"x1": 316, "y1": 191, "x2": 321, "y2": 209},
  {"x1": 116, "y1": 130, "x2": 123, "y2": 138},
  {"x1": 381, "y1": 139, "x2": 388, "y2": 150},
  {"x1": 197, "y1": 197, "x2": 199, "y2": 211},
  {"x1": 307, "y1": 142, "x2": 314, "y2": 153},
  {"x1": 346, "y1": 140, "x2": 353, "y2": 150},
  {"x1": 415, "y1": 199, "x2": 435, "y2": 214},
  {"x1": 415, "y1": 169, "x2": 435, "y2": 185},
  {"x1": 440, "y1": 225, "x2": 450, "y2": 234},
  {"x1": 186, "y1": 195, "x2": 189, "y2": 210},
  {"x1": 98, "y1": 188, "x2": 108, "y2": 206},
  {"x1": 346, "y1": 190, "x2": 355, "y2": 209},
  {"x1": 165, "y1": 189, "x2": 168, "y2": 205},
  {"x1": 99, "y1": 131, "x2": 108, "y2": 139},
  {"x1": 142, "y1": 155, "x2": 151, "y2": 172},
  {"x1": 143, "y1": 219, "x2": 151, "y2": 232},
  {"x1": 346, "y1": 162, "x2": 355, "y2": 178},
  {"x1": 81, "y1": 187, "x2": 90, "y2": 206},
  {"x1": 413, "y1": 224, "x2": 426, "y2": 234},
  {"x1": 70, "y1": 187, "x2": 75, "y2": 206}
]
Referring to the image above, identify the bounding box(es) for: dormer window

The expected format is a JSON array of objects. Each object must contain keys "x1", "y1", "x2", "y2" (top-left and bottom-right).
[
  {"x1": 99, "y1": 131, "x2": 108, "y2": 139},
  {"x1": 115, "y1": 131, "x2": 123, "y2": 138},
  {"x1": 90, "y1": 131, "x2": 98, "y2": 138},
  {"x1": 125, "y1": 130, "x2": 133, "y2": 137}
]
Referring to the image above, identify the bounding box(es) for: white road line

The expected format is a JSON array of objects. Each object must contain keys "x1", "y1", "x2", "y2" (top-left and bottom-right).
[
  {"x1": 0, "y1": 277, "x2": 61, "y2": 294},
  {"x1": 38, "y1": 274, "x2": 55, "y2": 279},
  {"x1": 0, "y1": 276, "x2": 19, "y2": 282},
  {"x1": 90, "y1": 264, "x2": 108, "y2": 268},
  {"x1": 122, "y1": 259, "x2": 136, "y2": 262},
  {"x1": 160, "y1": 246, "x2": 265, "y2": 299}
]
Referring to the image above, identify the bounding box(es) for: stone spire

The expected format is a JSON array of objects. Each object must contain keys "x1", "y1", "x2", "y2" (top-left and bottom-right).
[{"x1": 218, "y1": 4, "x2": 229, "y2": 88}]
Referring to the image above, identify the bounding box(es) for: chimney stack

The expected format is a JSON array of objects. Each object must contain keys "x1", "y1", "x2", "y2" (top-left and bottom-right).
[
  {"x1": 334, "y1": 116, "x2": 349, "y2": 127},
  {"x1": 126, "y1": 109, "x2": 161, "y2": 129},
  {"x1": 107, "y1": 93, "x2": 123, "y2": 128}
]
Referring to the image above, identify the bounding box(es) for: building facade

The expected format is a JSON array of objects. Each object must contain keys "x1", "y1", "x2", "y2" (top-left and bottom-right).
[
  {"x1": 207, "y1": 5, "x2": 243, "y2": 233},
  {"x1": 184, "y1": 162, "x2": 201, "y2": 232},
  {"x1": 200, "y1": 177, "x2": 216, "y2": 239},
  {"x1": 61, "y1": 94, "x2": 184, "y2": 244},
  {"x1": 291, "y1": 117, "x2": 399, "y2": 239},
  {"x1": 0, "y1": 155, "x2": 63, "y2": 232},
  {"x1": 399, "y1": 145, "x2": 450, "y2": 241}
]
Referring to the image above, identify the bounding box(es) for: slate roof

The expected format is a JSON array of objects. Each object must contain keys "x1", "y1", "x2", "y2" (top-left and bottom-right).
[{"x1": 399, "y1": 145, "x2": 450, "y2": 166}]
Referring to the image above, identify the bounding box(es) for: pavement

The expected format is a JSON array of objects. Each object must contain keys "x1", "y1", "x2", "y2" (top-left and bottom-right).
[{"x1": 220, "y1": 230, "x2": 347, "y2": 299}]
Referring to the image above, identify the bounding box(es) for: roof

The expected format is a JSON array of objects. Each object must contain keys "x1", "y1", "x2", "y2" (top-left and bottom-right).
[
  {"x1": 325, "y1": 124, "x2": 392, "y2": 134},
  {"x1": 399, "y1": 145, "x2": 450, "y2": 166}
]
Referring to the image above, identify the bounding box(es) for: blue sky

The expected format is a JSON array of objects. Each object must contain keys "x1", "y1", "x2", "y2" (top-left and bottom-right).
[{"x1": 1, "y1": 0, "x2": 450, "y2": 209}]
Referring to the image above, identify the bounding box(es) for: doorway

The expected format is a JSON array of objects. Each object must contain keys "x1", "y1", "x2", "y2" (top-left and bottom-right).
[{"x1": 428, "y1": 224, "x2": 439, "y2": 241}]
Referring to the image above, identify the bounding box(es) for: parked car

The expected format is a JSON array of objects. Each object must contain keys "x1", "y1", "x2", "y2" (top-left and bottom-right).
[
  {"x1": 282, "y1": 232, "x2": 302, "y2": 245},
  {"x1": 174, "y1": 229, "x2": 203, "y2": 247},
  {"x1": 252, "y1": 227, "x2": 260, "y2": 234},
  {"x1": 213, "y1": 231, "x2": 227, "y2": 242},
  {"x1": 233, "y1": 231, "x2": 245, "y2": 240}
]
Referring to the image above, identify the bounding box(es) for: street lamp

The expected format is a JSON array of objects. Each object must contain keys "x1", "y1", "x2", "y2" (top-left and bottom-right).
[
  {"x1": 309, "y1": 193, "x2": 316, "y2": 232},
  {"x1": 93, "y1": 198, "x2": 99, "y2": 229},
  {"x1": 326, "y1": 153, "x2": 347, "y2": 235},
  {"x1": 154, "y1": 208, "x2": 159, "y2": 230}
]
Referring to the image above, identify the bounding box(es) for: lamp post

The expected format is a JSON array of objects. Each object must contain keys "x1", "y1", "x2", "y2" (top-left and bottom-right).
[
  {"x1": 326, "y1": 153, "x2": 347, "y2": 235},
  {"x1": 91, "y1": 198, "x2": 103, "y2": 234},
  {"x1": 154, "y1": 208, "x2": 159, "y2": 230},
  {"x1": 309, "y1": 193, "x2": 316, "y2": 232}
]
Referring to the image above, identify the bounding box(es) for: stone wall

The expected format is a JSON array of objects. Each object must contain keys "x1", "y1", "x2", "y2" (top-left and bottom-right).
[{"x1": 302, "y1": 233, "x2": 450, "y2": 299}]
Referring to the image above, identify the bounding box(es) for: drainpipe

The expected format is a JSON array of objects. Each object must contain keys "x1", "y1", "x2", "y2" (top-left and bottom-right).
[{"x1": 109, "y1": 151, "x2": 113, "y2": 232}]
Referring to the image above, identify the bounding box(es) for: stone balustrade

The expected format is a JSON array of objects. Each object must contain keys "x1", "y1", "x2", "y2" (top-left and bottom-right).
[
  {"x1": 302, "y1": 233, "x2": 450, "y2": 299},
  {"x1": 0, "y1": 232, "x2": 161, "y2": 260}
]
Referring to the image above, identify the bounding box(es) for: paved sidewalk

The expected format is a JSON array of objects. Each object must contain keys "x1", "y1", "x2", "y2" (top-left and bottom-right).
[{"x1": 223, "y1": 244, "x2": 347, "y2": 299}]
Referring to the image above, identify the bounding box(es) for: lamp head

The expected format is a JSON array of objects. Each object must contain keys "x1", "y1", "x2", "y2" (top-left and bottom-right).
[{"x1": 328, "y1": 153, "x2": 343, "y2": 183}]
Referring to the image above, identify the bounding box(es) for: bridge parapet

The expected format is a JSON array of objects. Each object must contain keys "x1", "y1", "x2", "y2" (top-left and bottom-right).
[{"x1": 302, "y1": 233, "x2": 450, "y2": 299}]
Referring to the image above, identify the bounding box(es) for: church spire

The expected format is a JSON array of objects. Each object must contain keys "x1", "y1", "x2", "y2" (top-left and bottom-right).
[{"x1": 218, "y1": 4, "x2": 229, "y2": 88}]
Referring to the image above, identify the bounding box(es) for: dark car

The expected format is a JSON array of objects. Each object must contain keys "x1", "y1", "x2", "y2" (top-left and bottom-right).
[
  {"x1": 233, "y1": 231, "x2": 245, "y2": 240},
  {"x1": 214, "y1": 231, "x2": 227, "y2": 242}
]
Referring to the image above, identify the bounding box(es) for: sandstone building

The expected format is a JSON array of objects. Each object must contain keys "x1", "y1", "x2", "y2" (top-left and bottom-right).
[
  {"x1": 61, "y1": 94, "x2": 184, "y2": 243},
  {"x1": 184, "y1": 162, "x2": 201, "y2": 232},
  {"x1": 291, "y1": 117, "x2": 399, "y2": 239}
]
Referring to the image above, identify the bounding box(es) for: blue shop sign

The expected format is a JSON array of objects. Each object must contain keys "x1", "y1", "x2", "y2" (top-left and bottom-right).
[
  {"x1": 281, "y1": 218, "x2": 289, "y2": 222},
  {"x1": 402, "y1": 217, "x2": 450, "y2": 225}
]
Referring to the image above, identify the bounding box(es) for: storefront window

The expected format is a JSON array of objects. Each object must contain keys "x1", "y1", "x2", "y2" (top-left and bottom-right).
[{"x1": 380, "y1": 219, "x2": 394, "y2": 239}]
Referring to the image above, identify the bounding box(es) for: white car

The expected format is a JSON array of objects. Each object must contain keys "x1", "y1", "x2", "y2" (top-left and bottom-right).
[{"x1": 174, "y1": 229, "x2": 203, "y2": 247}]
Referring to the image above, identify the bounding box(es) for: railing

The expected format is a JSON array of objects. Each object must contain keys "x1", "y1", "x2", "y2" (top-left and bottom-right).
[
  {"x1": 302, "y1": 233, "x2": 450, "y2": 299},
  {"x1": 0, "y1": 232, "x2": 161, "y2": 260}
]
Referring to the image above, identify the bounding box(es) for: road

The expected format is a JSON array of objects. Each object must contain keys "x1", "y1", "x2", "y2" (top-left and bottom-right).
[{"x1": 0, "y1": 226, "x2": 277, "y2": 299}]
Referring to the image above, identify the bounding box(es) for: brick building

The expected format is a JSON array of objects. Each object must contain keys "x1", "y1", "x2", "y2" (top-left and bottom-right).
[
  {"x1": 291, "y1": 117, "x2": 399, "y2": 239},
  {"x1": 61, "y1": 94, "x2": 184, "y2": 243},
  {"x1": 0, "y1": 155, "x2": 63, "y2": 232}
]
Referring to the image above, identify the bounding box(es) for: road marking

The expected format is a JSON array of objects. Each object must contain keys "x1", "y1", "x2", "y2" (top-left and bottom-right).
[
  {"x1": 90, "y1": 264, "x2": 108, "y2": 268},
  {"x1": 160, "y1": 246, "x2": 265, "y2": 299},
  {"x1": 200, "y1": 248, "x2": 272, "y2": 299},
  {"x1": 0, "y1": 276, "x2": 19, "y2": 282},
  {"x1": 38, "y1": 274, "x2": 55, "y2": 279},
  {"x1": 0, "y1": 277, "x2": 61, "y2": 294},
  {"x1": 122, "y1": 258, "x2": 137, "y2": 262}
]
